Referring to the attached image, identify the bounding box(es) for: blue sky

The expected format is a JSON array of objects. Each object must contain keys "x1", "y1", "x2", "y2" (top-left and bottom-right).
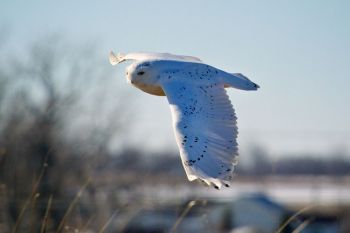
[{"x1": 1, "y1": 0, "x2": 350, "y2": 156}]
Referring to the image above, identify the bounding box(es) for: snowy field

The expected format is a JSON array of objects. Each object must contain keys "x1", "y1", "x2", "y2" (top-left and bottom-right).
[{"x1": 120, "y1": 176, "x2": 350, "y2": 208}]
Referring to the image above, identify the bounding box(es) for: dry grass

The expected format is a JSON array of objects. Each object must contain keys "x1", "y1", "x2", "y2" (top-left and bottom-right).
[
  {"x1": 9, "y1": 161, "x2": 98, "y2": 233},
  {"x1": 97, "y1": 211, "x2": 117, "y2": 233},
  {"x1": 169, "y1": 199, "x2": 197, "y2": 233},
  {"x1": 12, "y1": 162, "x2": 48, "y2": 233},
  {"x1": 40, "y1": 195, "x2": 53, "y2": 233},
  {"x1": 55, "y1": 178, "x2": 91, "y2": 233},
  {"x1": 276, "y1": 204, "x2": 317, "y2": 233}
]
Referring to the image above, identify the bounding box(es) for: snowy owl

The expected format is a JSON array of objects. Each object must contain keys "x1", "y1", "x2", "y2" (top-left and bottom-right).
[{"x1": 109, "y1": 52, "x2": 259, "y2": 189}]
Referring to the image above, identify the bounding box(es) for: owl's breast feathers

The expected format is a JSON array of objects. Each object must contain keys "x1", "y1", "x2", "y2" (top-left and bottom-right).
[{"x1": 133, "y1": 83, "x2": 166, "y2": 96}]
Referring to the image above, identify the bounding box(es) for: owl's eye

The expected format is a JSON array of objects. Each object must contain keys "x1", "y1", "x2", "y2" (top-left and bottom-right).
[{"x1": 137, "y1": 71, "x2": 145, "y2": 76}]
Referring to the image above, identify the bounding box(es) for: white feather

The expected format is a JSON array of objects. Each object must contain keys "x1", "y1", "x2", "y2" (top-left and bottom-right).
[
  {"x1": 162, "y1": 79, "x2": 238, "y2": 189},
  {"x1": 109, "y1": 51, "x2": 202, "y2": 65},
  {"x1": 109, "y1": 52, "x2": 259, "y2": 189}
]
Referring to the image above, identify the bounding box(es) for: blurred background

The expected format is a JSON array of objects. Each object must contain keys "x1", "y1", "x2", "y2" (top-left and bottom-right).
[{"x1": 0, "y1": 1, "x2": 350, "y2": 233}]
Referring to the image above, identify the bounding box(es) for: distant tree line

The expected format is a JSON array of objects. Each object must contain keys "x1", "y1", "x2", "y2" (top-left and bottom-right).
[
  {"x1": 238, "y1": 153, "x2": 350, "y2": 176},
  {"x1": 99, "y1": 148, "x2": 350, "y2": 179}
]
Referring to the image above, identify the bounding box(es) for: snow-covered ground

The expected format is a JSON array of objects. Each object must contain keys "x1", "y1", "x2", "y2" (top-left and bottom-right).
[{"x1": 122, "y1": 176, "x2": 350, "y2": 207}]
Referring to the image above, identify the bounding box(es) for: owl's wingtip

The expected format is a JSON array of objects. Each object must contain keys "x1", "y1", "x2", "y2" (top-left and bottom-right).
[{"x1": 109, "y1": 51, "x2": 125, "y2": 65}]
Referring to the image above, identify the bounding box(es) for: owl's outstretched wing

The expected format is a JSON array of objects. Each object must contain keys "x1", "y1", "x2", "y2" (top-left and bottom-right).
[
  {"x1": 109, "y1": 51, "x2": 202, "y2": 65},
  {"x1": 161, "y1": 80, "x2": 239, "y2": 189}
]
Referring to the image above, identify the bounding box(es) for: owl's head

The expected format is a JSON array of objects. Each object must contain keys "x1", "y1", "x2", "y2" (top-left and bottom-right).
[{"x1": 126, "y1": 61, "x2": 160, "y2": 86}]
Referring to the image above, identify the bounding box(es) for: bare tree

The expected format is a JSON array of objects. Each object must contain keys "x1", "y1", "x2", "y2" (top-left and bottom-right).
[{"x1": 0, "y1": 35, "x2": 133, "y2": 232}]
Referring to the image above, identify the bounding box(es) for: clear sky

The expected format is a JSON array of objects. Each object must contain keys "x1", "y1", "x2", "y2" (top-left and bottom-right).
[{"x1": 1, "y1": 0, "x2": 350, "y2": 156}]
